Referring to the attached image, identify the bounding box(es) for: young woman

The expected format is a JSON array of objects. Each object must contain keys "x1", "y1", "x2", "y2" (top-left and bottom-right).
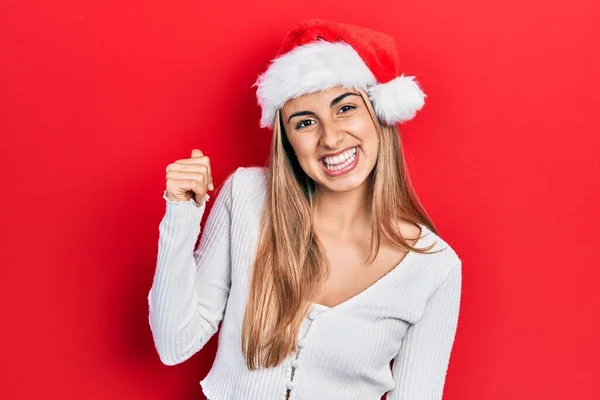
[{"x1": 148, "y1": 19, "x2": 462, "y2": 400}]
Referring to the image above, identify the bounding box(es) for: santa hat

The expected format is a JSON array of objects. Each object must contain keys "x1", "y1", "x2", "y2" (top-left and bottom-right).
[{"x1": 253, "y1": 19, "x2": 426, "y2": 129}]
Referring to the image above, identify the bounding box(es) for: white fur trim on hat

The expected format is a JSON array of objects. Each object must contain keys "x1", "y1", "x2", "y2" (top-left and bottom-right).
[
  {"x1": 253, "y1": 40, "x2": 426, "y2": 128},
  {"x1": 254, "y1": 41, "x2": 376, "y2": 128}
]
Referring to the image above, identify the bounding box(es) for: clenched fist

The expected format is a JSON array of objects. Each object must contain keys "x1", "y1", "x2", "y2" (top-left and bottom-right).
[{"x1": 165, "y1": 149, "x2": 214, "y2": 206}]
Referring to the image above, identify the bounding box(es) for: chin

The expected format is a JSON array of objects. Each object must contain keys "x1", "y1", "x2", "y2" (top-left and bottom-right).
[{"x1": 324, "y1": 178, "x2": 367, "y2": 193}]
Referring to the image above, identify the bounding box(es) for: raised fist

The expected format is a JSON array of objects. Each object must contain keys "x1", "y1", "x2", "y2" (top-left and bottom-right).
[{"x1": 165, "y1": 149, "x2": 213, "y2": 205}]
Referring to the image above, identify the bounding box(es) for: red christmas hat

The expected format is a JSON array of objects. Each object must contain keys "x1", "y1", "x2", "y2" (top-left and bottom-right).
[{"x1": 253, "y1": 19, "x2": 426, "y2": 129}]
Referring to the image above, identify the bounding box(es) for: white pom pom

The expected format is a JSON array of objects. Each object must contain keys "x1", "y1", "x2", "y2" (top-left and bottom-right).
[{"x1": 368, "y1": 75, "x2": 426, "y2": 125}]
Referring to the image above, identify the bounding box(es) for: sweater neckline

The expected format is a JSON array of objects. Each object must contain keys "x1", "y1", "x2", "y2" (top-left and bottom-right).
[{"x1": 310, "y1": 223, "x2": 430, "y2": 315}]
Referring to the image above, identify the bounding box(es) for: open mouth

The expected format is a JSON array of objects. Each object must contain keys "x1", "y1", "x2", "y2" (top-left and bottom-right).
[{"x1": 320, "y1": 146, "x2": 359, "y2": 176}]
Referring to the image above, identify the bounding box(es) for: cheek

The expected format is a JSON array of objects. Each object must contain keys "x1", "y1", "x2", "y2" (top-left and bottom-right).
[
  {"x1": 296, "y1": 150, "x2": 318, "y2": 171},
  {"x1": 288, "y1": 135, "x2": 316, "y2": 162},
  {"x1": 352, "y1": 117, "x2": 379, "y2": 151},
  {"x1": 346, "y1": 110, "x2": 377, "y2": 137}
]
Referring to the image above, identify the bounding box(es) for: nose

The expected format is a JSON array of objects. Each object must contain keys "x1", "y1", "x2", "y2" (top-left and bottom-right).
[{"x1": 319, "y1": 122, "x2": 344, "y2": 149}]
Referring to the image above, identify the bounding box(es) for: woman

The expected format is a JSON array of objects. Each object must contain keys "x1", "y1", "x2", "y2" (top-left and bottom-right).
[{"x1": 148, "y1": 19, "x2": 462, "y2": 400}]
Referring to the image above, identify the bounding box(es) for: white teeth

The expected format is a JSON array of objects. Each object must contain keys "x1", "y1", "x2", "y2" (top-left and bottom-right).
[{"x1": 323, "y1": 147, "x2": 357, "y2": 171}]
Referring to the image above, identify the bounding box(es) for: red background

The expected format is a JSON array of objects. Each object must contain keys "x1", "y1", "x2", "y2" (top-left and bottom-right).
[{"x1": 1, "y1": 0, "x2": 599, "y2": 399}]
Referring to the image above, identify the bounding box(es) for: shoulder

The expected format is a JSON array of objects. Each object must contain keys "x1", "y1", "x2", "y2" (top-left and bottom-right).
[
  {"x1": 231, "y1": 166, "x2": 268, "y2": 184},
  {"x1": 224, "y1": 166, "x2": 268, "y2": 203},
  {"x1": 415, "y1": 224, "x2": 462, "y2": 287}
]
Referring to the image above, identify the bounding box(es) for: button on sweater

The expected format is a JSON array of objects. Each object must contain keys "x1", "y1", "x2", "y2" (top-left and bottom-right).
[{"x1": 148, "y1": 166, "x2": 462, "y2": 400}]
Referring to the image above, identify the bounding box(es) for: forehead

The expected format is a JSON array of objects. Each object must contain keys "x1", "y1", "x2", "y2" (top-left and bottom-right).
[{"x1": 282, "y1": 86, "x2": 359, "y2": 112}]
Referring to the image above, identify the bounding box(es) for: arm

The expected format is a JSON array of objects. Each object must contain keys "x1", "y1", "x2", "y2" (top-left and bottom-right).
[
  {"x1": 387, "y1": 261, "x2": 462, "y2": 400},
  {"x1": 147, "y1": 169, "x2": 235, "y2": 366}
]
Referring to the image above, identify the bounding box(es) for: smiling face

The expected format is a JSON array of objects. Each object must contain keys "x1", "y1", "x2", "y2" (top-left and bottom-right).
[{"x1": 280, "y1": 87, "x2": 379, "y2": 194}]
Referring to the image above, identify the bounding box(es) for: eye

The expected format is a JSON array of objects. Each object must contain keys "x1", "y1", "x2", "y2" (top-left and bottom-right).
[
  {"x1": 338, "y1": 104, "x2": 356, "y2": 114},
  {"x1": 295, "y1": 119, "x2": 315, "y2": 130}
]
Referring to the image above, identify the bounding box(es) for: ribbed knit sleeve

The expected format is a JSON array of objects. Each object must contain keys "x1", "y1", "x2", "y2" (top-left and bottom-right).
[
  {"x1": 387, "y1": 261, "x2": 462, "y2": 400},
  {"x1": 147, "y1": 172, "x2": 234, "y2": 366}
]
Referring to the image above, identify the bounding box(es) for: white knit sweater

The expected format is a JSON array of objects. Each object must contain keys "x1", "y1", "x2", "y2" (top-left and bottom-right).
[{"x1": 148, "y1": 166, "x2": 462, "y2": 400}]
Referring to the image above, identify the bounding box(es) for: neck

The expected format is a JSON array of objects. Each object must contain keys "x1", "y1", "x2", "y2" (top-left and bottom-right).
[{"x1": 313, "y1": 182, "x2": 371, "y2": 237}]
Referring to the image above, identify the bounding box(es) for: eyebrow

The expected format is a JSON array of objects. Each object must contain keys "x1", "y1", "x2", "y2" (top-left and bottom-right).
[{"x1": 286, "y1": 92, "x2": 360, "y2": 123}]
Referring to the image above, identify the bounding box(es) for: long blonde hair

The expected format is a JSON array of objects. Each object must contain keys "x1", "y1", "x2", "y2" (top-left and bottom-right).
[{"x1": 241, "y1": 89, "x2": 439, "y2": 369}]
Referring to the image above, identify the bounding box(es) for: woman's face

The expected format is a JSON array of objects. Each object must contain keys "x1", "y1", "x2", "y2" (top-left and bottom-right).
[{"x1": 280, "y1": 87, "x2": 379, "y2": 194}]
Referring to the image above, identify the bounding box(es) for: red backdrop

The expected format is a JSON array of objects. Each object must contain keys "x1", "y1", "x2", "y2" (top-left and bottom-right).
[{"x1": 1, "y1": 1, "x2": 599, "y2": 399}]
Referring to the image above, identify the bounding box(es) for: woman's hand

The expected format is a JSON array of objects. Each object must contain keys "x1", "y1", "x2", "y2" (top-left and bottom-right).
[{"x1": 165, "y1": 148, "x2": 214, "y2": 204}]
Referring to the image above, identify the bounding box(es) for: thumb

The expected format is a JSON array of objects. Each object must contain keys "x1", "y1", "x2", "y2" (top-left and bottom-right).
[{"x1": 191, "y1": 148, "x2": 203, "y2": 158}]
